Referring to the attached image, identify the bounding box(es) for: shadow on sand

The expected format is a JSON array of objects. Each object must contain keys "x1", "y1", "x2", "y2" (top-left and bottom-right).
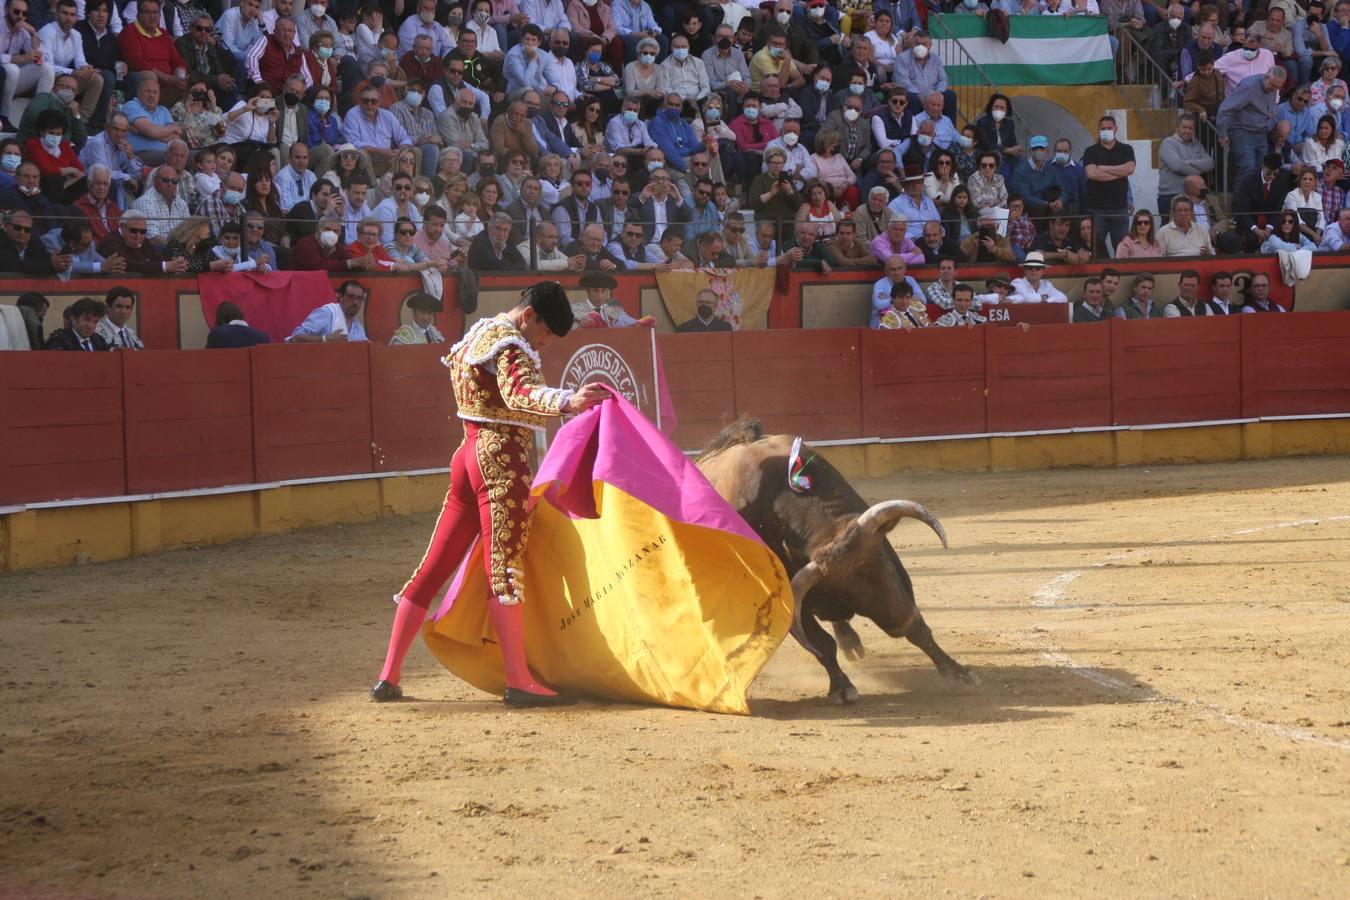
[{"x1": 749, "y1": 660, "x2": 1150, "y2": 727}]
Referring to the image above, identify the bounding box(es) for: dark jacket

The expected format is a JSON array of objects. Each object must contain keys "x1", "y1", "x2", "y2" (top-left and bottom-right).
[
  {"x1": 675, "y1": 315, "x2": 732, "y2": 333},
  {"x1": 0, "y1": 231, "x2": 57, "y2": 275},
  {"x1": 77, "y1": 20, "x2": 121, "y2": 72},
  {"x1": 467, "y1": 231, "x2": 527, "y2": 271},
  {"x1": 97, "y1": 235, "x2": 166, "y2": 275},
  {"x1": 206, "y1": 323, "x2": 272, "y2": 349},
  {"x1": 175, "y1": 34, "x2": 237, "y2": 89},
  {"x1": 1233, "y1": 170, "x2": 1296, "y2": 237},
  {"x1": 973, "y1": 112, "x2": 1018, "y2": 158},
  {"x1": 44, "y1": 328, "x2": 112, "y2": 351}
]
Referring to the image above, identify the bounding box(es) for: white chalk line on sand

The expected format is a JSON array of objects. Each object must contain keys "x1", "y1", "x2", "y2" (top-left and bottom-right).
[{"x1": 1026, "y1": 514, "x2": 1350, "y2": 752}]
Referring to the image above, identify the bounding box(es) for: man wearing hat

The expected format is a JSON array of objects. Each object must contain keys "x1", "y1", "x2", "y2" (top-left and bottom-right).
[
  {"x1": 976, "y1": 275, "x2": 1014, "y2": 308},
  {"x1": 571, "y1": 271, "x2": 644, "y2": 329},
  {"x1": 1009, "y1": 251, "x2": 1068, "y2": 303},
  {"x1": 1010, "y1": 135, "x2": 1065, "y2": 219},
  {"x1": 389, "y1": 293, "x2": 446, "y2": 345},
  {"x1": 886, "y1": 163, "x2": 941, "y2": 238}
]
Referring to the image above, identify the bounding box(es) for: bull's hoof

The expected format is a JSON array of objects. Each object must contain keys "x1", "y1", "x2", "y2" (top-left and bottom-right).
[
  {"x1": 951, "y1": 666, "x2": 981, "y2": 687},
  {"x1": 827, "y1": 685, "x2": 859, "y2": 705},
  {"x1": 837, "y1": 635, "x2": 865, "y2": 661}
]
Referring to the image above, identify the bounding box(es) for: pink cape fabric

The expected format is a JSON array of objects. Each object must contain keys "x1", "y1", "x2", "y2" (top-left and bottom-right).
[
  {"x1": 197, "y1": 271, "x2": 335, "y2": 343},
  {"x1": 433, "y1": 388, "x2": 759, "y2": 621}
]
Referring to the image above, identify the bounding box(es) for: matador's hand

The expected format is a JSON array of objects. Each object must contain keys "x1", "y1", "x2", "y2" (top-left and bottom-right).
[{"x1": 565, "y1": 383, "x2": 609, "y2": 413}]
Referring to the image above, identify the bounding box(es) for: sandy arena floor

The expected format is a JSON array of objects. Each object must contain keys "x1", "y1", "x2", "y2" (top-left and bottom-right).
[{"x1": 2, "y1": 456, "x2": 1348, "y2": 898}]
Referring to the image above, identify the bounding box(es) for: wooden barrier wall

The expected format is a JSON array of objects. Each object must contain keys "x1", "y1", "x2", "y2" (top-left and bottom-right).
[
  {"x1": 2, "y1": 250, "x2": 1336, "y2": 352},
  {"x1": 5, "y1": 313, "x2": 1350, "y2": 507}
]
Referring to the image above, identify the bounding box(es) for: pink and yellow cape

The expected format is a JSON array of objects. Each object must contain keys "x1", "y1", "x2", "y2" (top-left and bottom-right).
[{"x1": 423, "y1": 391, "x2": 791, "y2": 715}]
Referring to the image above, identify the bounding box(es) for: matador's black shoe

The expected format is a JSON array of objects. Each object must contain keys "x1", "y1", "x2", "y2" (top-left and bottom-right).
[
  {"x1": 370, "y1": 680, "x2": 403, "y2": 702},
  {"x1": 503, "y1": 687, "x2": 578, "y2": 708}
]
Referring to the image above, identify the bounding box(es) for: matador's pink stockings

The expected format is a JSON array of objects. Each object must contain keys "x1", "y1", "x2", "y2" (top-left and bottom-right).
[{"x1": 378, "y1": 595, "x2": 555, "y2": 697}]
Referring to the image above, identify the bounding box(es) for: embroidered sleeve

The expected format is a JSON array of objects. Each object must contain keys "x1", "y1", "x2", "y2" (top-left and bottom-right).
[{"x1": 495, "y1": 343, "x2": 573, "y2": 417}]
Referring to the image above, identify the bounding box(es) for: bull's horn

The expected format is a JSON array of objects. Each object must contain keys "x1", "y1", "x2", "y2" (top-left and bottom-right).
[
  {"x1": 855, "y1": 500, "x2": 948, "y2": 548},
  {"x1": 787, "y1": 561, "x2": 824, "y2": 657}
]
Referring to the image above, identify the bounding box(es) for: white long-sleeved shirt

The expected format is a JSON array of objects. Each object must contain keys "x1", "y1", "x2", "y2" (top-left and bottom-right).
[{"x1": 37, "y1": 22, "x2": 88, "y2": 73}]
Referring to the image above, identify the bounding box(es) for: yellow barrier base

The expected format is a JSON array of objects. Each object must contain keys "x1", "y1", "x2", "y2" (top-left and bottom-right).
[{"x1": 3, "y1": 419, "x2": 1348, "y2": 574}]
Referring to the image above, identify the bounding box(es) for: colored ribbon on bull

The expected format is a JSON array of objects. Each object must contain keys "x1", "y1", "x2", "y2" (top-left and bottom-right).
[
  {"x1": 788, "y1": 436, "x2": 813, "y2": 494},
  {"x1": 423, "y1": 388, "x2": 792, "y2": 715}
]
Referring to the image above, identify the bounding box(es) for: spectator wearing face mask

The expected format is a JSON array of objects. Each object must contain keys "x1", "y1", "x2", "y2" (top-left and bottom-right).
[
  {"x1": 25, "y1": 108, "x2": 86, "y2": 202},
  {"x1": 291, "y1": 214, "x2": 366, "y2": 271}
]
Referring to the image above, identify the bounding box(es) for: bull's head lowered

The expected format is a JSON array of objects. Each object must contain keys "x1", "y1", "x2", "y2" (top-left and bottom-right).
[{"x1": 697, "y1": 420, "x2": 975, "y2": 704}]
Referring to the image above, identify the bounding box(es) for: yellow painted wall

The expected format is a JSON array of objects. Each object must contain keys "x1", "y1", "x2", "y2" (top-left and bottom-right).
[{"x1": 3, "y1": 422, "x2": 1348, "y2": 574}]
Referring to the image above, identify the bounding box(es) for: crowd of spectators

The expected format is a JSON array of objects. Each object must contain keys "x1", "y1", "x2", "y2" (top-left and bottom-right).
[{"x1": 0, "y1": 0, "x2": 1341, "y2": 344}]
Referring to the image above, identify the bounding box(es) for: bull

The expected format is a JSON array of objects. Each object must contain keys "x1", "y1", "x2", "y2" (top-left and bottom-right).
[{"x1": 696, "y1": 420, "x2": 976, "y2": 704}]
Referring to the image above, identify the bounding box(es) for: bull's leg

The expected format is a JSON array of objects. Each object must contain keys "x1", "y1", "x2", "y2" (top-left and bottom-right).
[
  {"x1": 905, "y1": 615, "x2": 980, "y2": 686},
  {"x1": 801, "y1": 614, "x2": 858, "y2": 704},
  {"x1": 831, "y1": 619, "x2": 866, "y2": 661}
]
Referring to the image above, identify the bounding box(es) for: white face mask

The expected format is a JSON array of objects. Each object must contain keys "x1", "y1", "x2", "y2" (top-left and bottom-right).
[
  {"x1": 776, "y1": 10, "x2": 790, "y2": 24},
  {"x1": 843, "y1": 108, "x2": 860, "y2": 122},
  {"x1": 414, "y1": 191, "x2": 431, "y2": 206},
  {"x1": 1168, "y1": 17, "x2": 1182, "y2": 29},
  {"x1": 809, "y1": 6, "x2": 825, "y2": 18},
  {"x1": 318, "y1": 230, "x2": 339, "y2": 248},
  {"x1": 783, "y1": 131, "x2": 799, "y2": 146},
  {"x1": 912, "y1": 44, "x2": 929, "y2": 60},
  {"x1": 991, "y1": 108, "x2": 1006, "y2": 122},
  {"x1": 1333, "y1": 97, "x2": 1346, "y2": 110}
]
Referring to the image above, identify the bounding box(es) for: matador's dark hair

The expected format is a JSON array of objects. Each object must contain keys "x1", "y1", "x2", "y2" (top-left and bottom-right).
[{"x1": 519, "y1": 281, "x2": 574, "y2": 337}]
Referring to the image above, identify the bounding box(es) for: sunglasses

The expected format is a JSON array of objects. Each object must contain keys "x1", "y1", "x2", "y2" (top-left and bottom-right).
[
  {"x1": 8, "y1": 223, "x2": 30, "y2": 233},
  {"x1": 361, "y1": 98, "x2": 380, "y2": 105},
  {"x1": 397, "y1": 228, "x2": 415, "y2": 235},
  {"x1": 126, "y1": 227, "x2": 148, "y2": 235},
  {"x1": 193, "y1": 24, "x2": 210, "y2": 32},
  {"x1": 979, "y1": 163, "x2": 996, "y2": 169},
  {"x1": 552, "y1": 99, "x2": 569, "y2": 106},
  {"x1": 889, "y1": 99, "x2": 906, "y2": 106}
]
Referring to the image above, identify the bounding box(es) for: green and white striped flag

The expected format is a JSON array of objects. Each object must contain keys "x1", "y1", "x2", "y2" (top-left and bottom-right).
[{"x1": 930, "y1": 14, "x2": 1114, "y2": 86}]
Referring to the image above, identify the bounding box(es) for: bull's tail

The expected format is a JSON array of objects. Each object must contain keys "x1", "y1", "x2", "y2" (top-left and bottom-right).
[{"x1": 696, "y1": 417, "x2": 765, "y2": 462}]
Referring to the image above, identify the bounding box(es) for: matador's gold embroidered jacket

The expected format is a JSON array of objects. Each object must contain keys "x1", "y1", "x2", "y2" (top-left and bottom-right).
[{"x1": 441, "y1": 315, "x2": 574, "y2": 604}]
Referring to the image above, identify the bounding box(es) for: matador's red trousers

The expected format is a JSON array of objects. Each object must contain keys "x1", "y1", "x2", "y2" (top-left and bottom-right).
[
  {"x1": 379, "y1": 422, "x2": 546, "y2": 692},
  {"x1": 400, "y1": 421, "x2": 534, "y2": 609}
]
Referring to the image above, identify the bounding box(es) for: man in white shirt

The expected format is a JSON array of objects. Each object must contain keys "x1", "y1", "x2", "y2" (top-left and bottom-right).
[
  {"x1": 274, "y1": 141, "x2": 316, "y2": 214},
  {"x1": 94, "y1": 286, "x2": 144, "y2": 349},
  {"x1": 1008, "y1": 251, "x2": 1068, "y2": 303},
  {"x1": 342, "y1": 174, "x2": 373, "y2": 244},
  {"x1": 540, "y1": 28, "x2": 579, "y2": 101},
  {"x1": 517, "y1": 220, "x2": 580, "y2": 272},
  {"x1": 38, "y1": 0, "x2": 103, "y2": 120}
]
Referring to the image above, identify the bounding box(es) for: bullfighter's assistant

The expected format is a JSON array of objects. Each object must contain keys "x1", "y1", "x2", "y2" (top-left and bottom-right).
[{"x1": 372, "y1": 283, "x2": 607, "y2": 707}]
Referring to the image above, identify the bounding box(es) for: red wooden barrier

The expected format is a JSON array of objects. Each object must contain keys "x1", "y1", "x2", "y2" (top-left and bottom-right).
[
  {"x1": 656, "y1": 332, "x2": 736, "y2": 450},
  {"x1": 122, "y1": 350, "x2": 254, "y2": 493},
  {"x1": 250, "y1": 342, "x2": 374, "y2": 482},
  {"x1": 1111, "y1": 316, "x2": 1243, "y2": 425},
  {"x1": 985, "y1": 323, "x2": 1113, "y2": 432},
  {"x1": 369, "y1": 343, "x2": 461, "y2": 471},
  {"x1": 862, "y1": 327, "x2": 987, "y2": 437},
  {"x1": 732, "y1": 328, "x2": 863, "y2": 439},
  {"x1": 0, "y1": 353, "x2": 125, "y2": 504},
  {"x1": 1241, "y1": 312, "x2": 1350, "y2": 417}
]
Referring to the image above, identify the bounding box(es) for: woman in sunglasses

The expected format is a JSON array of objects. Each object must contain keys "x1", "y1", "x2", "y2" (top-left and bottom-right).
[
  {"x1": 383, "y1": 215, "x2": 435, "y2": 274},
  {"x1": 1260, "y1": 211, "x2": 1317, "y2": 254},
  {"x1": 1115, "y1": 210, "x2": 1162, "y2": 259}
]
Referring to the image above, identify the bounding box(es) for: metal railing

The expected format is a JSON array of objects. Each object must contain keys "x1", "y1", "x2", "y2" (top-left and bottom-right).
[
  {"x1": 1116, "y1": 27, "x2": 1230, "y2": 218},
  {"x1": 929, "y1": 15, "x2": 1035, "y2": 137}
]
